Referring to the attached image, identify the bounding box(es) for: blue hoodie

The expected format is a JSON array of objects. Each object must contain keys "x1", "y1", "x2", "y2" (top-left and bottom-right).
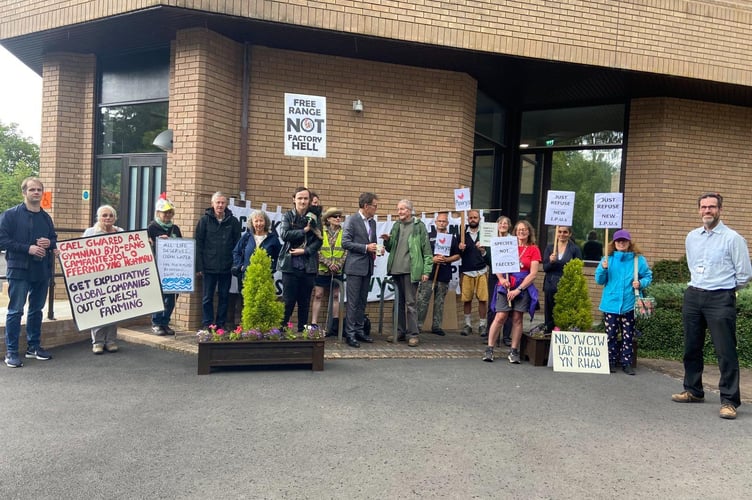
[{"x1": 595, "y1": 251, "x2": 652, "y2": 315}]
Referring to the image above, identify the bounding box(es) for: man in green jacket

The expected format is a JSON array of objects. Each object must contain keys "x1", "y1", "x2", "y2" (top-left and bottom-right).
[{"x1": 381, "y1": 199, "x2": 433, "y2": 347}]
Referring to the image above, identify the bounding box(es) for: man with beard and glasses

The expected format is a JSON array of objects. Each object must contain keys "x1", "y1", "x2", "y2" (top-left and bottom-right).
[
  {"x1": 672, "y1": 192, "x2": 751, "y2": 420},
  {"x1": 458, "y1": 209, "x2": 489, "y2": 337}
]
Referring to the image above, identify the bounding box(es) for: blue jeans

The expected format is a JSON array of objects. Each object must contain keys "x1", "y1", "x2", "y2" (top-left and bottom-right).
[
  {"x1": 152, "y1": 293, "x2": 176, "y2": 326},
  {"x1": 5, "y1": 278, "x2": 49, "y2": 354},
  {"x1": 202, "y1": 273, "x2": 231, "y2": 328}
]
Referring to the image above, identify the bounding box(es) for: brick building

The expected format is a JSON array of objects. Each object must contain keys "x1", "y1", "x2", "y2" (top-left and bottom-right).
[{"x1": 2, "y1": 1, "x2": 752, "y2": 330}]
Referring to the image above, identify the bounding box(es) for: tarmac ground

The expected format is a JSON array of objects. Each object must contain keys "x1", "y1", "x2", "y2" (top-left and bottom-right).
[{"x1": 2, "y1": 341, "x2": 751, "y2": 499}]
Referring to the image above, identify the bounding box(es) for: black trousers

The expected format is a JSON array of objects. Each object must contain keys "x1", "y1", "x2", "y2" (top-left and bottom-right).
[
  {"x1": 682, "y1": 287, "x2": 740, "y2": 407},
  {"x1": 282, "y1": 270, "x2": 315, "y2": 332}
]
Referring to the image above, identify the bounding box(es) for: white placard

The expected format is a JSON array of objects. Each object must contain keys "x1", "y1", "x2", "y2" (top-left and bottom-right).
[
  {"x1": 544, "y1": 190, "x2": 576, "y2": 226},
  {"x1": 454, "y1": 188, "x2": 471, "y2": 211},
  {"x1": 284, "y1": 93, "x2": 326, "y2": 158},
  {"x1": 58, "y1": 230, "x2": 164, "y2": 331},
  {"x1": 489, "y1": 236, "x2": 520, "y2": 274},
  {"x1": 156, "y1": 238, "x2": 195, "y2": 292},
  {"x1": 552, "y1": 331, "x2": 610, "y2": 374},
  {"x1": 479, "y1": 221, "x2": 497, "y2": 247},
  {"x1": 434, "y1": 233, "x2": 453, "y2": 257},
  {"x1": 593, "y1": 192, "x2": 623, "y2": 228}
]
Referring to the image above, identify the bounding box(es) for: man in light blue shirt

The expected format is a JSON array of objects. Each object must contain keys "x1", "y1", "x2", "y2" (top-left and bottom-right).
[{"x1": 672, "y1": 192, "x2": 752, "y2": 420}]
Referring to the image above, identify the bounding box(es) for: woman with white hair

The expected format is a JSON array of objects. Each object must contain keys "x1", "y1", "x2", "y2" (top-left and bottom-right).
[{"x1": 83, "y1": 204, "x2": 124, "y2": 354}]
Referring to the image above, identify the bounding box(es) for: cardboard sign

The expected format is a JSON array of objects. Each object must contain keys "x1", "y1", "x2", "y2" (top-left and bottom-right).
[
  {"x1": 454, "y1": 188, "x2": 471, "y2": 211},
  {"x1": 156, "y1": 237, "x2": 195, "y2": 293},
  {"x1": 58, "y1": 230, "x2": 164, "y2": 331},
  {"x1": 489, "y1": 236, "x2": 520, "y2": 274},
  {"x1": 284, "y1": 93, "x2": 326, "y2": 158},
  {"x1": 593, "y1": 192, "x2": 623, "y2": 228},
  {"x1": 552, "y1": 331, "x2": 610, "y2": 374},
  {"x1": 434, "y1": 233, "x2": 453, "y2": 256},
  {"x1": 544, "y1": 190, "x2": 575, "y2": 226}
]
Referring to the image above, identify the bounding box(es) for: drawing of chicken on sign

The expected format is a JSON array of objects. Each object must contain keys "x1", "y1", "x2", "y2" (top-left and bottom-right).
[{"x1": 57, "y1": 230, "x2": 164, "y2": 331}]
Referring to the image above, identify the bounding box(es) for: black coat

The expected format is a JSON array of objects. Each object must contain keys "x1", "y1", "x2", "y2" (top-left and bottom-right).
[{"x1": 194, "y1": 207, "x2": 241, "y2": 274}]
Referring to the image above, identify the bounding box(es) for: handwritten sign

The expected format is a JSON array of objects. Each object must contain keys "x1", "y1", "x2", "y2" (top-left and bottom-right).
[
  {"x1": 544, "y1": 190, "x2": 575, "y2": 226},
  {"x1": 454, "y1": 188, "x2": 471, "y2": 211},
  {"x1": 479, "y1": 222, "x2": 497, "y2": 247},
  {"x1": 58, "y1": 230, "x2": 164, "y2": 331},
  {"x1": 489, "y1": 236, "x2": 520, "y2": 274},
  {"x1": 156, "y1": 238, "x2": 195, "y2": 292},
  {"x1": 593, "y1": 192, "x2": 623, "y2": 228},
  {"x1": 434, "y1": 233, "x2": 453, "y2": 257},
  {"x1": 552, "y1": 331, "x2": 610, "y2": 374},
  {"x1": 284, "y1": 93, "x2": 327, "y2": 158}
]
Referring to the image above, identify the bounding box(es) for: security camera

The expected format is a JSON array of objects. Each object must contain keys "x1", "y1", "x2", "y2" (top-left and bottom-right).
[
  {"x1": 153, "y1": 129, "x2": 173, "y2": 152},
  {"x1": 352, "y1": 99, "x2": 363, "y2": 113}
]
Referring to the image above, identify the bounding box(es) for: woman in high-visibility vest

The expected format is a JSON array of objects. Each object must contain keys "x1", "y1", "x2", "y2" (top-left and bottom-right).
[{"x1": 311, "y1": 207, "x2": 347, "y2": 333}]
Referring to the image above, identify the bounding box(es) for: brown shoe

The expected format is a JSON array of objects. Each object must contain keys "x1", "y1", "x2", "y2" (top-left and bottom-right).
[
  {"x1": 671, "y1": 391, "x2": 704, "y2": 403},
  {"x1": 408, "y1": 336, "x2": 419, "y2": 347},
  {"x1": 720, "y1": 404, "x2": 737, "y2": 420}
]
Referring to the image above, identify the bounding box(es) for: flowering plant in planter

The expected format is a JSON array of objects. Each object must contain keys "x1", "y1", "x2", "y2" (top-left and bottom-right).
[
  {"x1": 196, "y1": 322, "x2": 324, "y2": 342},
  {"x1": 195, "y1": 248, "x2": 324, "y2": 342}
]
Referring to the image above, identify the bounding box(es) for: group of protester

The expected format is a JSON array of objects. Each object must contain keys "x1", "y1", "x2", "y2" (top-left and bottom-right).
[{"x1": 1, "y1": 180, "x2": 748, "y2": 419}]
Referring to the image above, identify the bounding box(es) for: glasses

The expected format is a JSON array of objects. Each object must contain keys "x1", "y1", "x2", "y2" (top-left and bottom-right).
[
  {"x1": 26, "y1": 188, "x2": 43, "y2": 192},
  {"x1": 330, "y1": 215, "x2": 342, "y2": 219},
  {"x1": 101, "y1": 214, "x2": 115, "y2": 218},
  {"x1": 367, "y1": 204, "x2": 378, "y2": 209},
  {"x1": 615, "y1": 239, "x2": 629, "y2": 243}
]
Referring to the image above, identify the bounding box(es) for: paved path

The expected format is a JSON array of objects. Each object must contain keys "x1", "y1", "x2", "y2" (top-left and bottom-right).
[{"x1": 2, "y1": 341, "x2": 751, "y2": 499}]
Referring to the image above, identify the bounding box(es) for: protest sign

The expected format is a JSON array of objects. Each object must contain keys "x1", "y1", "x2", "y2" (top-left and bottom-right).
[
  {"x1": 544, "y1": 190, "x2": 575, "y2": 226},
  {"x1": 454, "y1": 188, "x2": 471, "y2": 211},
  {"x1": 156, "y1": 238, "x2": 195, "y2": 292},
  {"x1": 284, "y1": 93, "x2": 326, "y2": 158},
  {"x1": 434, "y1": 233, "x2": 453, "y2": 257},
  {"x1": 479, "y1": 221, "x2": 497, "y2": 247},
  {"x1": 593, "y1": 192, "x2": 623, "y2": 228},
  {"x1": 58, "y1": 230, "x2": 163, "y2": 331},
  {"x1": 552, "y1": 331, "x2": 610, "y2": 374},
  {"x1": 489, "y1": 236, "x2": 520, "y2": 275}
]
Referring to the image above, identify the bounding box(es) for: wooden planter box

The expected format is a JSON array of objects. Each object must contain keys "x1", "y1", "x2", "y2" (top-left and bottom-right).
[
  {"x1": 521, "y1": 332, "x2": 551, "y2": 366},
  {"x1": 197, "y1": 339, "x2": 325, "y2": 375}
]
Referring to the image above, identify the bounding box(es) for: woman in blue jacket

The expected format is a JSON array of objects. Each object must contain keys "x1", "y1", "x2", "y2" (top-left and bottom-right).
[
  {"x1": 595, "y1": 229, "x2": 652, "y2": 375},
  {"x1": 232, "y1": 209, "x2": 282, "y2": 283}
]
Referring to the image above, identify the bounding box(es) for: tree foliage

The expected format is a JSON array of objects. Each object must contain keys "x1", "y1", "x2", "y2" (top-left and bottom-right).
[
  {"x1": 553, "y1": 259, "x2": 593, "y2": 331},
  {"x1": 1, "y1": 121, "x2": 40, "y2": 211},
  {"x1": 241, "y1": 248, "x2": 284, "y2": 332}
]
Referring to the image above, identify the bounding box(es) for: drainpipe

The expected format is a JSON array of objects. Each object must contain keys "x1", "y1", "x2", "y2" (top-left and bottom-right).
[{"x1": 239, "y1": 43, "x2": 250, "y2": 201}]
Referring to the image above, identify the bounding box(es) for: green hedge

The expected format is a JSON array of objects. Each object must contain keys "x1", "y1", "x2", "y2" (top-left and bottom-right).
[{"x1": 636, "y1": 282, "x2": 752, "y2": 368}]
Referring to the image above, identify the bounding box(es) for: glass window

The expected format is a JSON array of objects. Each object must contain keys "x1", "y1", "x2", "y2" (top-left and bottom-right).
[
  {"x1": 520, "y1": 104, "x2": 623, "y2": 148},
  {"x1": 518, "y1": 153, "x2": 543, "y2": 226},
  {"x1": 98, "y1": 102, "x2": 169, "y2": 155},
  {"x1": 96, "y1": 158, "x2": 123, "y2": 217},
  {"x1": 100, "y1": 50, "x2": 169, "y2": 105},
  {"x1": 475, "y1": 91, "x2": 506, "y2": 145},
  {"x1": 551, "y1": 148, "x2": 622, "y2": 245}
]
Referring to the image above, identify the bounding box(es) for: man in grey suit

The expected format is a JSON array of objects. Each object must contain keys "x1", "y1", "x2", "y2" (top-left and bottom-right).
[{"x1": 342, "y1": 192, "x2": 380, "y2": 348}]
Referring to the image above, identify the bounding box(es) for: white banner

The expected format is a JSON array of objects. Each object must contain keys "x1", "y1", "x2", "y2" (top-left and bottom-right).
[{"x1": 228, "y1": 201, "x2": 477, "y2": 302}]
